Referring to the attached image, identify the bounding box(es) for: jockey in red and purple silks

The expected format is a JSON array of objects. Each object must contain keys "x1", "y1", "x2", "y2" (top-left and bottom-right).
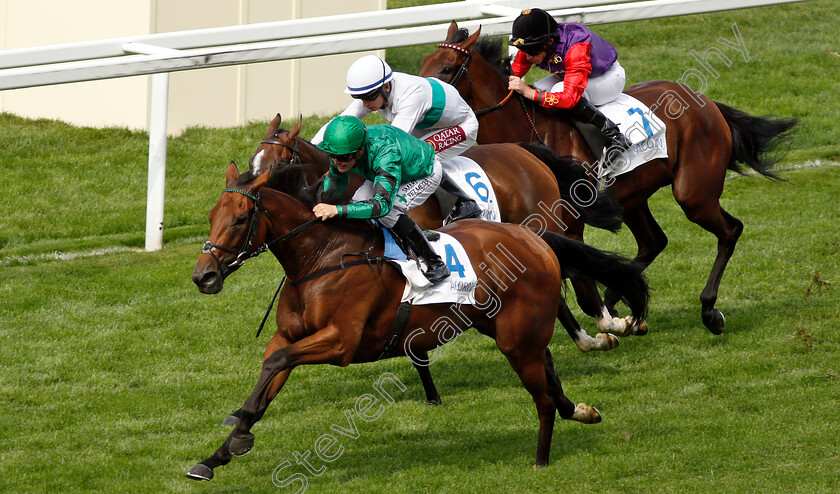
[{"x1": 507, "y1": 8, "x2": 632, "y2": 164}]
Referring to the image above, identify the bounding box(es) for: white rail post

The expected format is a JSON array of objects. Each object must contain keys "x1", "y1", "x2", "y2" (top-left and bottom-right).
[
  {"x1": 145, "y1": 71, "x2": 169, "y2": 251},
  {"x1": 122, "y1": 43, "x2": 181, "y2": 251}
]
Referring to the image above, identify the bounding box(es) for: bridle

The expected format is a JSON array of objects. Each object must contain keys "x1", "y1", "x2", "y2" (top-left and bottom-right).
[
  {"x1": 437, "y1": 43, "x2": 473, "y2": 89},
  {"x1": 261, "y1": 135, "x2": 301, "y2": 165},
  {"x1": 436, "y1": 43, "x2": 514, "y2": 117},
  {"x1": 201, "y1": 188, "x2": 319, "y2": 274},
  {"x1": 436, "y1": 42, "x2": 543, "y2": 144}
]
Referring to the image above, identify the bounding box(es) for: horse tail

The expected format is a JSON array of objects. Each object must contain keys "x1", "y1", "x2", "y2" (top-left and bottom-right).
[
  {"x1": 538, "y1": 229, "x2": 649, "y2": 324},
  {"x1": 517, "y1": 142, "x2": 623, "y2": 233},
  {"x1": 715, "y1": 102, "x2": 798, "y2": 180}
]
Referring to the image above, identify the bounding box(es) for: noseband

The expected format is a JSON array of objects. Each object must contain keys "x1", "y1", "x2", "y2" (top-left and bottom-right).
[{"x1": 201, "y1": 188, "x2": 319, "y2": 273}]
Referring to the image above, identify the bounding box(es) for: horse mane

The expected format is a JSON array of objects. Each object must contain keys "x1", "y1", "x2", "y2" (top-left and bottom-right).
[
  {"x1": 474, "y1": 36, "x2": 512, "y2": 77},
  {"x1": 236, "y1": 162, "x2": 319, "y2": 208}
]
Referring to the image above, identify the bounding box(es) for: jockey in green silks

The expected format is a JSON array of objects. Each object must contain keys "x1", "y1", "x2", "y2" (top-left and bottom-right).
[{"x1": 312, "y1": 115, "x2": 450, "y2": 283}]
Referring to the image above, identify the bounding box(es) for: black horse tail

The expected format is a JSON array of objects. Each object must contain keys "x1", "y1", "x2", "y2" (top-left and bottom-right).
[
  {"x1": 538, "y1": 229, "x2": 649, "y2": 324},
  {"x1": 517, "y1": 142, "x2": 623, "y2": 233},
  {"x1": 715, "y1": 102, "x2": 798, "y2": 180}
]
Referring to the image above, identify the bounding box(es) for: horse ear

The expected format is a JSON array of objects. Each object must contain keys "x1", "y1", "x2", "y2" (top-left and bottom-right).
[
  {"x1": 226, "y1": 161, "x2": 240, "y2": 184},
  {"x1": 446, "y1": 21, "x2": 458, "y2": 42},
  {"x1": 267, "y1": 113, "x2": 283, "y2": 137},
  {"x1": 463, "y1": 25, "x2": 482, "y2": 51},
  {"x1": 290, "y1": 115, "x2": 302, "y2": 140}
]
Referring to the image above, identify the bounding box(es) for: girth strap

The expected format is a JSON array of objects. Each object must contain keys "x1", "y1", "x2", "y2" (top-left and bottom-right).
[{"x1": 376, "y1": 302, "x2": 413, "y2": 361}]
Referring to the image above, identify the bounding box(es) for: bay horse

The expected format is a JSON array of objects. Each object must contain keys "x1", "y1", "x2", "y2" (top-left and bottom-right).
[
  {"x1": 187, "y1": 162, "x2": 650, "y2": 479},
  {"x1": 251, "y1": 114, "x2": 642, "y2": 342},
  {"x1": 419, "y1": 22, "x2": 798, "y2": 335}
]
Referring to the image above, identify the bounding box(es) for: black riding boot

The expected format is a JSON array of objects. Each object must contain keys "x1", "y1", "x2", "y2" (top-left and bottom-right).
[
  {"x1": 439, "y1": 171, "x2": 482, "y2": 223},
  {"x1": 571, "y1": 98, "x2": 633, "y2": 160},
  {"x1": 392, "y1": 215, "x2": 450, "y2": 283}
]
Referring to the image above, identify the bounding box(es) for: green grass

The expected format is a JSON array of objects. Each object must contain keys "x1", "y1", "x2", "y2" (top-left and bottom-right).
[
  {"x1": 1, "y1": 0, "x2": 839, "y2": 492},
  {"x1": 1, "y1": 166, "x2": 838, "y2": 493}
]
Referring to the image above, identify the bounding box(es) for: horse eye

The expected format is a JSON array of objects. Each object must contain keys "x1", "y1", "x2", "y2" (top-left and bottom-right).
[
  {"x1": 441, "y1": 66, "x2": 454, "y2": 74},
  {"x1": 233, "y1": 215, "x2": 248, "y2": 227}
]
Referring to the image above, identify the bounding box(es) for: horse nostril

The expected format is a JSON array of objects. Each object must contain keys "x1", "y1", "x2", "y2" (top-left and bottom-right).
[
  {"x1": 201, "y1": 271, "x2": 218, "y2": 287},
  {"x1": 193, "y1": 269, "x2": 220, "y2": 292}
]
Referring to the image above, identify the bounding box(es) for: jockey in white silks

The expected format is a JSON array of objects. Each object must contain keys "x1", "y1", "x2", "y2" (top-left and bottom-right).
[{"x1": 312, "y1": 55, "x2": 482, "y2": 223}]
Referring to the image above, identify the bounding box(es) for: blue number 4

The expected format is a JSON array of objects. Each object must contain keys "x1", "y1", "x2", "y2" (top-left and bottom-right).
[{"x1": 444, "y1": 244, "x2": 466, "y2": 277}]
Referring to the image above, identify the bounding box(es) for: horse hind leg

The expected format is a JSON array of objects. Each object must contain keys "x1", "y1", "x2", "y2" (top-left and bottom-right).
[
  {"x1": 504, "y1": 349, "x2": 559, "y2": 467},
  {"x1": 691, "y1": 206, "x2": 743, "y2": 334},
  {"x1": 412, "y1": 351, "x2": 442, "y2": 405},
  {"x1": 545, "y1": 348, "x2": 602, "y2": 424},
  {"x1": 603, "y1": 202, "x2": 665, "y2": 335},
  {"x1": 557, "y1": 296, "x2": 619, "y2": 352}
]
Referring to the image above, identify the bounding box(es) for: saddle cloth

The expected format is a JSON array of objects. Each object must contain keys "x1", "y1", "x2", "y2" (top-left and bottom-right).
[
  {"x1": 575, "y1": 93, "x2": 668, "y2": 179},
  {"x1": 381, "y1": 228, "x2": 478, "y2": 306},
  {"x1": 437, "y1": 156, "x2": 502, "y2": 224}
]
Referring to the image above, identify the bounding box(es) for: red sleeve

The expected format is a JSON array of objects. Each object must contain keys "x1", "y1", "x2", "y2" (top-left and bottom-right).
[
  {"x1": 511, "y1": 49, "x2": 533, "y2": 78},
  {"x1": 532, "y1": 42, "x2": 592, "y2": 110}
]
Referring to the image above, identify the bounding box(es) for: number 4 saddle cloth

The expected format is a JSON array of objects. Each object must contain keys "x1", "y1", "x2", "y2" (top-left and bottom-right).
[{"x1": 382, "y1": 227, "x2": 478, "y2": 306}]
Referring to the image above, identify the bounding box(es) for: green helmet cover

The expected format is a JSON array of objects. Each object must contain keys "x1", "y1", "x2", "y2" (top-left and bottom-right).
[{"x1": 317, "y1": 116, "x2": 367, "y2": 155}]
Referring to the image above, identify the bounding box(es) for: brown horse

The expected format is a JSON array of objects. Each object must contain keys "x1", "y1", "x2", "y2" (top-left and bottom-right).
[
  {"x1": 186, "y1": 162, "x2": 650, "y2": 479},
  {"x1": 251, "y1": 114, "x2": 641, "y2": 343},
  {"x1": 420, "y1": 22, "x2": 798, "y2": 334}
]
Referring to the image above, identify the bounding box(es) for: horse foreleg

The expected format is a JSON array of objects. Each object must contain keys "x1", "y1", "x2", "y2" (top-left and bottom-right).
[
  {"x1": 232, "y1": 324, "x2": 355, "y2": 453},
  {"x1": 188, "y1": 324, "x2": 356, "y2": 481}
]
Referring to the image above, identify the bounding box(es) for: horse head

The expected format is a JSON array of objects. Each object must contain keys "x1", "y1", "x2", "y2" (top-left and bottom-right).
[
  {"x1": 248, "y1": 114, "x2": 304, "y2": 177},
  {"x1": 192, "y1": 161, "x2": 273, "y2": 294},
  {"x1": 420, "y1": 21, "x2": 482, "y2": 89}
]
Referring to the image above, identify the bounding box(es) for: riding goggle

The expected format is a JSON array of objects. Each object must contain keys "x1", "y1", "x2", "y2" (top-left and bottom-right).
[
  {"x1": 327, "y1": 151, "x2": 356, "y2": 163},
  {"x1": 352, "y1": 88, "x2": 383, "y2": 102}
]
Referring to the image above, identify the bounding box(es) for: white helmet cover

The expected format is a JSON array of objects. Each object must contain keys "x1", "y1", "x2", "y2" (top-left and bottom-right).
[{"x1": 344, "y1": 55, "x2": 394, "y2": 95}]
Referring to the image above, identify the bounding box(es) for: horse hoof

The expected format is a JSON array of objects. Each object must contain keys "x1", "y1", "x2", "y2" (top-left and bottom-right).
[
  {"x1": 570, "y1": 403, "x2": 602, "y2": 424},
  {"x1": 221, "y1": 414, "x2": 240, "y2": 426},
  {"x1": 229, "y1": 434, "x2": 255, "y2": 457},
  {"x1": 612, "y1": 316, "x2": 633, "y2": 337},
  {"x1": 703, "y1": 309, "x2": 725, "y2": 335},
  {"x1": 426, "y1": 398, "x2": 442, "y2": 406},
  {"x1": 595, "y1": 332, "x2": 620, "y2": 351},
  {"x1": 633, "y1": 320, "x2": 649, "y2": 336},
  {"x1": 185, "y1": 463, "x2": 214, "y2": 481}
]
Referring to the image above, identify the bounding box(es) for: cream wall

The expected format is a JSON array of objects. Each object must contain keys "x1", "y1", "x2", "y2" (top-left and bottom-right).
[{"x1": 0, "y1": 0, "x2": 386, "y2": 134}]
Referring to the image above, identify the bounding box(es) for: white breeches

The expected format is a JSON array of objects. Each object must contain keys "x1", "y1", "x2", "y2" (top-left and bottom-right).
[
  {"x1": 534, "y1": 60, "x2": 626, "y2": 106},
  {"x1": 350, "y1": 158, "x2": 443, "y2": 228}
]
